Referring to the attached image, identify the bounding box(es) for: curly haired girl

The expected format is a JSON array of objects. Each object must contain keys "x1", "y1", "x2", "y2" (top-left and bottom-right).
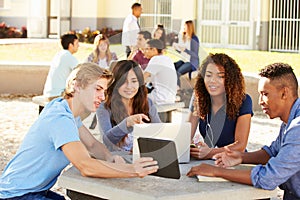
[{"x1": 189, "y1": 53, "x2": 253, "y2": 159}]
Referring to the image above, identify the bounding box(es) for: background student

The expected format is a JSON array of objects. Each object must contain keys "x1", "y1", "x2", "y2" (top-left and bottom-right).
[
  {"x1": 85, "y1": 34, "x2": 118, "y2": 70},
  {"x1": 0, "y1": 63, "x2": 158, "y2": 200},
  {"x1": 143, "y1": 39, "x2": 177, "y2": 105},
  {"x1": 189, "y1": 53, "x2": 253, "y2": 160},
  {"x1": 173, "y1": 20, "x2": 200, "y2": 87},
  {"x1": 122, "y1": 3, "x2": 142, "y2": 57},
  {"x1": 127, "y1": 30, "x2": 152, "y2": 70},
  {"x1": 97, "y1": 60, "x2": 161, "y2": 151},
  {"x1": 43, "y1": 33, "x2": 79, "y2": 101},
  {"x1": 153, "y1": 24, "x2": 167, "y2": 50},
  {"x1": 187, "y1": 63, "x2": 300, "y2": 200}
]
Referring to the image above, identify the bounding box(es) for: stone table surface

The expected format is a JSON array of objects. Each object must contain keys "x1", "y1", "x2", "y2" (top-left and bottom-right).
[{"x1": 58, "y1": 159, "x2": 277, "y2": 200}]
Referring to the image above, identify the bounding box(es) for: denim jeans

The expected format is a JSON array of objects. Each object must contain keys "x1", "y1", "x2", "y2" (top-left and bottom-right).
[
  {"x1": 283, "y1": 191, "x2": 300, "y2": 200},
  {"x1": 1, "y1": 190, "x2": 66, "y2": 200},
  {"x1": 125, "y1": 46, "x2": 131, "y2": 58},
  {"x1": 174, "y1": 60, "x2": 194, "y2": 87}
]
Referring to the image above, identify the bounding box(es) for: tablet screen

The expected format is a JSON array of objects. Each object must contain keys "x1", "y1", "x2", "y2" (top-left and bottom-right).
[{"x1": 138, "y1": 137, "x2": 180, "y2": 179}]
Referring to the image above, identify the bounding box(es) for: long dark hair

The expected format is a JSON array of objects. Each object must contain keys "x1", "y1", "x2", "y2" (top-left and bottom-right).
[{"x1": 105, "y1": 60, "x2": 150, "y2": 125}]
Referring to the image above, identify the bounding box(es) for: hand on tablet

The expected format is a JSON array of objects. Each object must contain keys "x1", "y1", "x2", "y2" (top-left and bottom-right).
[{"x1": 132, "y1": 157, "x2": 158, "y2": 178}]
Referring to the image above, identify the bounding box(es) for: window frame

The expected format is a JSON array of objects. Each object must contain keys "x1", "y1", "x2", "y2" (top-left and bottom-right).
[{"x1": 139, "y1": 0, "x2": 172, "y2": 32}]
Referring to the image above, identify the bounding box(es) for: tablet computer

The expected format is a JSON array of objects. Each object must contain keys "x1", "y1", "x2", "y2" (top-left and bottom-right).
[{"x1": 137, "y1": 137, "x2": 181, "y2": 179}]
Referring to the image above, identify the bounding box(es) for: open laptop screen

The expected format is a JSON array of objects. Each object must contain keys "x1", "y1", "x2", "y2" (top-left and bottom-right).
[{"x1": 132, "y1": 123, "x2": 191, "y2": 163}]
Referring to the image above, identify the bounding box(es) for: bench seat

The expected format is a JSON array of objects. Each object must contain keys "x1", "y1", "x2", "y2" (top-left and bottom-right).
[
  {"x1": 32, "y1": 95, "x2": 185, "y2": 127},
  {"x1": 32, "y1": 95, "x2": 49, "y2": 114},
  {"x1": 156, "y1": 102, "x2": 185, "y2": 113},
  {"x1": 156, "y1": 102, "x2": 185, "y2": 123}
]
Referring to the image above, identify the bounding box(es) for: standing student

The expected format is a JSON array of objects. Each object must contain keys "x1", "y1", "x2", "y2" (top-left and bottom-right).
[
  {"x1": 187, "y1": 63, "x2": 300, "y2": 200},
  {"x1": 85, "y1": 34, "x2": 118, "y2": 70},
  {"x1": 122, "y1": 3, "x2": 142, "y2": 57},
  {"x1": 143, "y1": 39, "x2": 177, "y2": 105},
  {"x1": 43, "y1": 33, "x2": 79, "y2": 100},
  {"x1": 97, "y1": 60, "x2": 161, "y2": 151},
  {"x1": 173, "y1": 20, "x2": 199, "y2": 87},
  {"x1": 0, "y1": 63, "x2": 158, "y2": 200},
  {"x1": 189, "y1": 53, "x2": 253, "y2": 160}
]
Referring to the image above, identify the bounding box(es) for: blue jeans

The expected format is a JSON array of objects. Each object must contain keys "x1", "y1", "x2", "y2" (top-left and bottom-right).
[
  {"x1": 1, "y1": 190, "x2": 66, "y2": 200},
  {"x1": 283, "y1": 191, "x2": 300, "y2": 200},
  {"x1": 125, "y1": 46, "x2": 131, "y2": 58},
  {"x1": 174, "y1": 60, "x2": 194, "y2": 87}
]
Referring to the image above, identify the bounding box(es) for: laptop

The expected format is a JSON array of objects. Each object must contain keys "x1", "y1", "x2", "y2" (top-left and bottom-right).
[
  {"x1": 132, "y1": 122, "x2": 191, "y2": 163},
  {"x1": 138, "y1": 137, "x2": 180, "y2": 179}
]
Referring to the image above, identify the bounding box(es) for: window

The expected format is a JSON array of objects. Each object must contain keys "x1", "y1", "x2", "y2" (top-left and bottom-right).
[
  {"x1": 0, "y1": 0, "x2": 11, "y2": 9},
  {"x1": 139, "y1": 0, "x2": 172, "y2": 33},
  {"x1": 269, "y1": 0, "x2": 300, "y2": 52}
]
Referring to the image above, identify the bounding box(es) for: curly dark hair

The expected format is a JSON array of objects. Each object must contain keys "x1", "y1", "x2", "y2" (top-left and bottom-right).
[
  {"x1": 259, "y1": 63, "x2": 298, "y2": 97},
  {"x1": 194, "y1": 53, "x2": 246, "y2": 120},
  {"x1": 105, "y1": 60, "x2": 150, "y2": 125}
]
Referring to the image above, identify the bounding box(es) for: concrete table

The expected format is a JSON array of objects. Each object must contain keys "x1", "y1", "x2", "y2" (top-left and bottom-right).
[{"x1": 58, "y1": 159, "x2": 277, "y2": 200}]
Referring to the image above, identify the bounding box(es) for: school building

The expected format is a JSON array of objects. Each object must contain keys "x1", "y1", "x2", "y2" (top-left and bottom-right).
[{"x1": 0, "y1": 0, "x2": 299, "y2": 53}]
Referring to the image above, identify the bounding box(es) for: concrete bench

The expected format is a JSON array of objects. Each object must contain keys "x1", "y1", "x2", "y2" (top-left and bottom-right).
[
  {"x1": 156, "y1": 101, "x2": 185, "y2": 123},
  {"x1": 31, "y1": 96, "x2": 185, "y2": 128},
  {"x1": 32, "y1": 95, "x2": 49, "y2": 114},
  {"x1": 0, "y1": 62, "x2": 50, "y2": 94}
]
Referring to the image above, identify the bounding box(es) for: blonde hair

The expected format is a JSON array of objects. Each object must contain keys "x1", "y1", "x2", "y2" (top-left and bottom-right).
[
  {"x1": 92, "y1": 34, "x2": 113, "y2": 65},
  {"x1": 63, "y1": 62, "x2": 112, "y2": 99}
]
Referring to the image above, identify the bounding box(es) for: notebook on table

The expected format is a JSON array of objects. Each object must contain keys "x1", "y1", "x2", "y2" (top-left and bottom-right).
[
  {"x1": 138, "y1": 137, "x2": 180, "y2": 179},
  {"x1": 132, "y1": 122, "x2": 191, "y2": 164}
]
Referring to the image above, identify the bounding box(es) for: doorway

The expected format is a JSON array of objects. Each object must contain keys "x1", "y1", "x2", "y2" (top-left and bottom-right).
[
  {"x1": 198, "y1": 0, "x2": 255, "y2": 49},
  {"x1": 27, "y1": 0, "x2": 47, "y2": 38},
  {"x1": 47, "y1": 0, "x2": 72, "y2": 38}
]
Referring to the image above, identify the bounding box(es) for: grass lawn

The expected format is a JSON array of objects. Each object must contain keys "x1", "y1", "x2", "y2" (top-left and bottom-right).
[
  {"x1": 0, "y1": 41, "x2": 299, "y2": 76},
  {"x1": 205, "y1": 48, "x2": 300, "y2": 76}
]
